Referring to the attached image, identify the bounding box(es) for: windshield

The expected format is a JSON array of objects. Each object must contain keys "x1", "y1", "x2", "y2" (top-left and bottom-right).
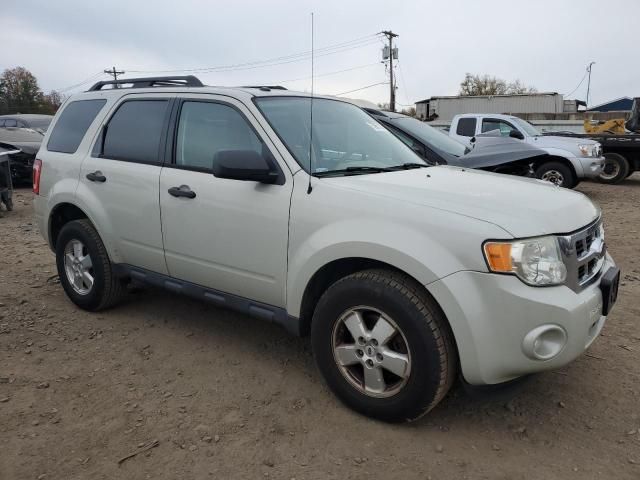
[
  {"x1": 255, "y1": 97, "x2": 426, "y2": 174},
  {"x1": 512, "y1": 117, "x2": 540, "y2": 136},
  {"x1": 392, "y1": 117, "x2": 469, "y2": 157}
]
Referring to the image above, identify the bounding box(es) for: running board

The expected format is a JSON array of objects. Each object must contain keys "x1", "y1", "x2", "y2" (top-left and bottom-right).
[{"x1": 113, "y1": 264, "x2": 301, "y2": 336}]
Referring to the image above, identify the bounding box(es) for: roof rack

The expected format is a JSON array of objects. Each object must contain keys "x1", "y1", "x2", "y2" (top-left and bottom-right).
[
  {"x1": 88, "y1": 75, "x2": 204, "y2": 91},
  {"x1": 240, "y1": 85, "x2": 287, "y2": 91}
]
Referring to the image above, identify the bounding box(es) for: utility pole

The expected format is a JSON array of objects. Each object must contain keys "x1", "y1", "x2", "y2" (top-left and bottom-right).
[
  {"x1": 585, "y1": 61, "x2": 595, "y2": 108},
  {"x1": 104, "y1": 66, "x2": 125, "y2": 87},
  {"x1": 381, "y1": 30, "x2": 398, "y2": 111}
]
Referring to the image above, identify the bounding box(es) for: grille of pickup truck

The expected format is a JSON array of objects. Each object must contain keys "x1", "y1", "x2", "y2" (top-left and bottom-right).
[{"x1": 558, "y1": 219, "x2": 605, "y2": 292}]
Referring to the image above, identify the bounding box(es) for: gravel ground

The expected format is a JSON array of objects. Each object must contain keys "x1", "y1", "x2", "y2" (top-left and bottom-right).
[{"x1": 1, "y1": 178, "x2": 639, "y2": 480}]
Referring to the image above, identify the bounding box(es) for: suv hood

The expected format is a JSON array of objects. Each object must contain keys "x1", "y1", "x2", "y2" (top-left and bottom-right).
[
  {"x1": 529, "y1": 135, "x2": 597, "y2": 152},
  {"x1": 325, "y1": 166, "x2": 599, "y2": 238}
]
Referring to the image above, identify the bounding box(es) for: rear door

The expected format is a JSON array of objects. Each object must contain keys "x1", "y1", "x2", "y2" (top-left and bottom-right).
[
  {"x1": 78, "y1": 94, "x2": 174, "y2": 274},
  {"x1": 159, "y1": 95, "x2": 293, "y2": 307}
]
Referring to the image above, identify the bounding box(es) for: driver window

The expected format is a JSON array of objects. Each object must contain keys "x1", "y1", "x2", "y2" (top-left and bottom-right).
[{"x1": 482, "y1": 119, "x2": 516, "y2": 136}]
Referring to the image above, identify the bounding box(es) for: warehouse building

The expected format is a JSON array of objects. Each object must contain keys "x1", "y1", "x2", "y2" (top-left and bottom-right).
[{"x1": 415, "y1": 92, "x2": 570, "y2": 121}]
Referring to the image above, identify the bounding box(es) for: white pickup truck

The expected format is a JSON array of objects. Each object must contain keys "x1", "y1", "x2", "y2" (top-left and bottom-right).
[{"x1": 449, "y1": 114, "x2": 605, "y2": 188}]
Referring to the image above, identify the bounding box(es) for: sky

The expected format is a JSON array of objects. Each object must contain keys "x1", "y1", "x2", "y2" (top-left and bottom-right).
[{"x1": 3, "y1": 0, "x2": 638, "y2": 108}]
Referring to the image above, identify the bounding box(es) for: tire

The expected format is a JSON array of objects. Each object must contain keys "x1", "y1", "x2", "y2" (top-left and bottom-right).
[
  {"x1": 598, "y1": 152, "x2": 629, "y2": 184},
  {"x1": 535, "y1": 161, "x2": 575, "y2": 188},
  {"x1": 55, "y1": 219, "x2": 123, "y2": 311},
  {"x1": 311, "y1": 269, "x2": 457, "y2": 422},
  {"x1": 625, "y1": 169, "x2": 635, "y2": 179}
]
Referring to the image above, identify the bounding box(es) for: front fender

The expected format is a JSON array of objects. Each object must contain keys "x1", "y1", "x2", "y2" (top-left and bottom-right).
[
  {"x1": 539, "y1": 147, "x2": 584, "y2": 177},
  {"x1": 286, "y1": 214, "x2": 501, "y2": 318}
]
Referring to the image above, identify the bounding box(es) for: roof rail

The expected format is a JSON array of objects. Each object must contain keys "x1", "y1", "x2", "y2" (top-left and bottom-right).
[
  {"x1": 240, "y1": 85, "x2": 287, "y2": 91},
  {"x1": 88, "y1": 75, "x2": 204, "y2": 91}
]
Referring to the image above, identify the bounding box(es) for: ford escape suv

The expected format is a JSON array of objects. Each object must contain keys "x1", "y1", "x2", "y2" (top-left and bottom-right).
[{"x1": 33, "y1": 76, "x2": 620, "y2": 422}]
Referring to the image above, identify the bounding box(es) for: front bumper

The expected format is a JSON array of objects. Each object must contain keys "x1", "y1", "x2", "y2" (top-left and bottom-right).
[
  {"x1": 576, "y1": 155, "x2": 605, "y2": 179},
  {"x1": 428, "y1": 253, "x2": 615, "y2": 385}
]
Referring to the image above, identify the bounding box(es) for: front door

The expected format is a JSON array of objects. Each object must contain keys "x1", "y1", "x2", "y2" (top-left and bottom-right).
[{"x1": 159, "y1": 96, "x2": 293, "y2": 307}]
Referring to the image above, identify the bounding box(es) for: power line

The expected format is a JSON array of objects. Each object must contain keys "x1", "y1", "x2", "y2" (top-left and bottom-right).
[
  {"x1": 271, "y1": 63, "x2": 380, "y2": 85},
  {"x1": 334, "y1": 82, "x2": 388, "y2": 96},
  {"x1": 125, "y1": 34, "x2": 382, "y2": 74},
  {"x1": 54, "y1": 71, "x2": 106, "y2": 93},
  {"x1": 563, "y1": 69, "x2": 589, "y2": 98}
]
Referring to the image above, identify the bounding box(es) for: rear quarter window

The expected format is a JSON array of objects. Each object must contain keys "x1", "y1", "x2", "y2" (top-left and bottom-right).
[
  {"x1": 47, "y1": 99, "x2": 107, "y2": 154},
  {"x1": 456, "y1": 117, "x2": 477, "y2": 137}
]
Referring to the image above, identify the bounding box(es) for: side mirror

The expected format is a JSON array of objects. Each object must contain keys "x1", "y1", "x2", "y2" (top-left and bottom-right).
[
  {"x1": 509, "y1": 130, "x2": 525, "y2": 140},
  {"x1": 212, "y1": 150, "x2": 279, "y2": 184}
]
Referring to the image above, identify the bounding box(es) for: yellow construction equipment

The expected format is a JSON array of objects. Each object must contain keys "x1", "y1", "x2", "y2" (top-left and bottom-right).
[{"x1": 583, "y1": 118, "x2": 626, "y2": 134}]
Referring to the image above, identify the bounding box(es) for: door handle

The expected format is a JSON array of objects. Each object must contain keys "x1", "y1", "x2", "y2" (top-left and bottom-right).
[
  {"x1": 86, "y1": 171, "x2": 106, "y2": 182},
  {"x1": 168, "y1": 185, "x2": 196, "y2": 199}
]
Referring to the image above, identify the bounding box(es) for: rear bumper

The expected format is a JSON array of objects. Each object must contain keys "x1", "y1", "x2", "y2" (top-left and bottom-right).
[{"x1": 428, "y1": 253, "x2": 615, "y2": 385}]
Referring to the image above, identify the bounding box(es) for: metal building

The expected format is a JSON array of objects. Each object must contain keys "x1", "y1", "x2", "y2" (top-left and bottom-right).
[{"x1": 415, "y1": 92, "x2": 564, "y2": 121}]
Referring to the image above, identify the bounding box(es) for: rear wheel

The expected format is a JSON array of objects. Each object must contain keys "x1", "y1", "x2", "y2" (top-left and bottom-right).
[
  {"x1": 311, "y1": 269, "x2": 456, "y2": 422},
  {"x1": 535, "y1": 161, "x2": 575, "y2": 188},
  {"x1": 598, "y1": 152, "x2": 629, "y2": 184},
  {"x1": 55, "y1": 219, "x2": 123, "y2": 311}
]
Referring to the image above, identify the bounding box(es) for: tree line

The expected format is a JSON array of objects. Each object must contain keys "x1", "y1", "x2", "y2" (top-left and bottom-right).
[{"x1": 0, "y1": 67, "x2": 64, "y2": 115}]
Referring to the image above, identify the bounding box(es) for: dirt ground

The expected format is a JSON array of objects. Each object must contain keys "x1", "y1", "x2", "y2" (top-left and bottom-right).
[{"x1": 1, "y1": 177, "x2": 639, "y2": 480}]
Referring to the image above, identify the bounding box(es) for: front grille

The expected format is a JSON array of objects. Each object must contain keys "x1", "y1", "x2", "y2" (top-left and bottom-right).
[{"x1": 558, "y1": 218, "x2": 605, "y2": 292}]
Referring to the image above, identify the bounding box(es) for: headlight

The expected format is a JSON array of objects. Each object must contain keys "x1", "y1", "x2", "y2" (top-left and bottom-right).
[
  {"x1": 483, "y1": 236, "x2": 567, "y2": 286},
  {"x1": 578, "y1": 144, "x2": 599, "y2": 157}
]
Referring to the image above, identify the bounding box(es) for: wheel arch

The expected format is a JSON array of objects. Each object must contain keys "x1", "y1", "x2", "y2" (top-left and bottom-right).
[{"x1": 48, "y1": 202, "x2": 91, "y2": 250}]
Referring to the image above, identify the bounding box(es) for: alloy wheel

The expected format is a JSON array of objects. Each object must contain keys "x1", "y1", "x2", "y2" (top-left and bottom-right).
[
  {"x1": 63, "y1": 239, "x2": 94, "y2": 295},
  {"x1": 331, "y1": 306, "x2": 411, "y2": 398}
]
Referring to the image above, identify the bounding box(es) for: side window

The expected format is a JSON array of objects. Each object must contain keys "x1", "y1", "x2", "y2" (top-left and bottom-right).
[
  {"x1": 47, "y1": 100, "x2": 107, "y2": 154},
  {"x1": 456, "y1": 117, "x2": 476, "y2": 137},
  {"x1": 103, "y1": 100, "x2": 169, "y2": 163},
  {"x1": 0, "y1": 120, "x2": 5, "y2": 128},
  {"x1": 4, "y1": 119, "x2": 17, "y2": 128},
  {"x1": 482, "y1": 119, "x2": 516, "y2": 136},
  {"x1": 175, "y1": 101, "x2": 263, "y2": 171}
]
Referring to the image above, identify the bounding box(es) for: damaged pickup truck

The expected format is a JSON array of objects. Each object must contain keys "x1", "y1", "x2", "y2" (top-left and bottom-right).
[
  {"x1": 365, "y1": 109, "x2": 549, "y2": 180},
  {"x1": 0, "y1": 114, "x2": 53, "y2": 185}
]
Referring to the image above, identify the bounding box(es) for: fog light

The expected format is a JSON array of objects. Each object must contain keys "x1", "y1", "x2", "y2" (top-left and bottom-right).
[{"x1": 522, "y1": 325, "x2": 567, "y2": 360}]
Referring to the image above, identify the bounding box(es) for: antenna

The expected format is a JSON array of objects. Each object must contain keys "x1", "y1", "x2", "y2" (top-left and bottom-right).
[{"x1": 307, "y1": 12, "x2": 314, "y2": 194}]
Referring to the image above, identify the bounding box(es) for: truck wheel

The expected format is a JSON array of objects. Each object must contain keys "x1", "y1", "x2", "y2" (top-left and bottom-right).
[
  {"x1": 598, "y1": 153, "x2": 629, "y2": 184},
  {"x1": 311, "y1": 269, "x2": 456, "y2": 422},
  {"x1": 55, "y1": 219, "x2": 124, "y2": 311},
  {"x1": 535, "y1": 162, "x2": 575, "y2": 188}
]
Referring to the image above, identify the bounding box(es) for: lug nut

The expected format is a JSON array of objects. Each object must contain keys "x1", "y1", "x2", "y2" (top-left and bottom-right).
[
  {"x1": 376, "y1": 354, "x2": 383, "y2": 362},
  {"x1": 357, "y1": 336, "x2": 365, "y2": 345},
  {"x1": 356, "y1": 349, "x2": 364, "y2": 357},
  {"x1": 371, "y1": 339, "x2": 378, "y2": 346},
  {"x1": 366, "y1": 359, "x2": 374, "y2": 367}
]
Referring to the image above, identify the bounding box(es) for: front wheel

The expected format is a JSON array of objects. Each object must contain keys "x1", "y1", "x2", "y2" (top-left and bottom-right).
[
  {"x1": 535, "y1": 161, "x2": 575, "y2": 188},
  {"x1": 311, "y1": 269, "x2": 457, "y2": 422}
]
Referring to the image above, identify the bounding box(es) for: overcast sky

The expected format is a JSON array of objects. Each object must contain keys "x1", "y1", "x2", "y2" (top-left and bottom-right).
[{"x1": 3, "y1": 0, "x2": 638, "y2": 108}]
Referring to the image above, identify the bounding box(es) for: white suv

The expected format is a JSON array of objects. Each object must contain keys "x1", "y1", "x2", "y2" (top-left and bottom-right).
[{"x1": 33, "y1": 76, "x2": 620, "y2": 422}]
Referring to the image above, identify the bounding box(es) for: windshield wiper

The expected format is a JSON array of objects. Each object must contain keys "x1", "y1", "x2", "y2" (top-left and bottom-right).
[
  {"x1": 313, "y1": 166, "x2": 393, "y2": 177},
  {"x1": 387, "y1": 162, "x2": 430, "y2": 170}
]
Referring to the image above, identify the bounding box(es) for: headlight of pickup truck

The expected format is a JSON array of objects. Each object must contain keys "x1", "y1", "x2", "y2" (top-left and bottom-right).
[
  {"x1": 578, "y1": 144, "x2": 599, "y2": 157},
  {"x1": 483, "y1": 236, "x2": 567, "y2": 286}
]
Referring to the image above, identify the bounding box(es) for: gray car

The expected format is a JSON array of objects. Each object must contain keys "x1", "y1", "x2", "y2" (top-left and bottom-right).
[{"x1": 0, "y1": 114, "x2": 53, "y2": 183}]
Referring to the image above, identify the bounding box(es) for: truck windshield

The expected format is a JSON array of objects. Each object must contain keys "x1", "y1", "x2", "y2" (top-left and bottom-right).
[
  {"x1": 512, "y1": 117, "x2": 541, "y2": 137},
  {"x1": 392, "y1": 117, "x2": 469, "y2": 157},
  {"x1": 255, "y1": 97, "x2": 426, "y2": 175}
]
